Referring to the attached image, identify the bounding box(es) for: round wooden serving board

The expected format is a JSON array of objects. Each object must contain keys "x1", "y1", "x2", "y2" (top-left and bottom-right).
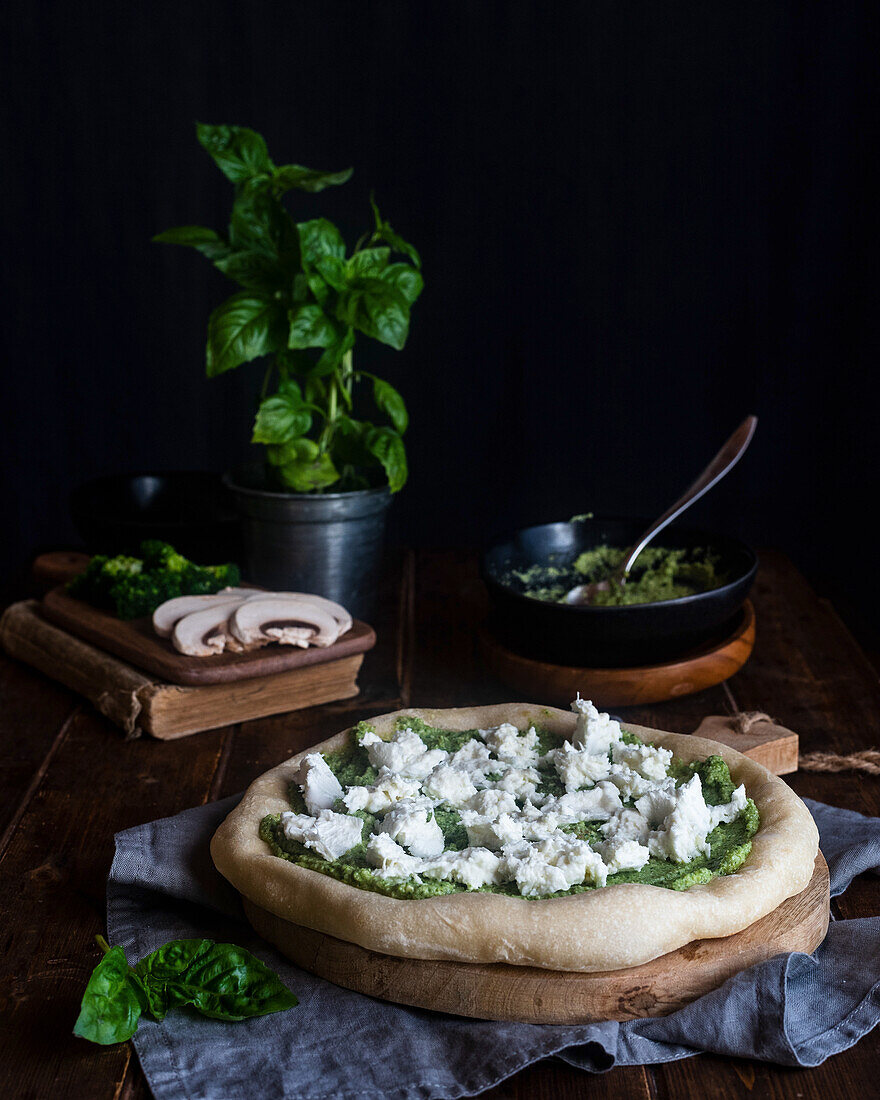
[
  {"x1": 478, "y1": 600, "x2": 756, "y2": 708},
  {"x1": 243, "y1": 850, "x2": 828, "y2": 1024}
]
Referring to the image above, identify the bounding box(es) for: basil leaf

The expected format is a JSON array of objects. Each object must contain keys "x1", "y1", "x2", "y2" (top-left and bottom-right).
[
  {"x1": 134, "y1": 939, "x2": 298, "y2": 1022},
  {"x1": 314, "y1": 255, "x2": 347, "y2": 292},
  {"x1": 296, "y1": 218, "x2": 346, "y2": 270},
  {"x1": 307, "y1": 272, "x2": 330, "y2": 306},
  {"x1": 197, "y1": 123, "x2": 274, "y2": 184},
  {"x1": 335, "y1": 278, "x2": 410, "y2": 351},
  {"x1": 278, "y1": 451, "x2": 339, "y2": 492},
  {"x1": 380, "y1": 262, "x2": 424, "y2": 306},
  {"x1": 365, "y1": 426, "x2": 408, "y2": 492},
  {"x1": 252, "y1": 388, "x2": 312, "y2": 445},
  {"x1": 371, "y1": 376, "x2": 408, "y2": 433},
  {"x1": 73, "y1": 945, "x2": 146, "y2": 1045},
  {"x1": 370, "y1": 195, "x2": 421, "y2": 269},
  {"x1": 332, "y1": 415, "x2": 372, "y2": 466},
  {"x1": 206, "y1": 292, "x2": 287, "y2": 377},
  {"x1": 346, "y1": 247, "x2": 390, "y2": 280},
  {"x1": 273, "y1": 164, "x2": 353, "y2": 193},
  {"x1": 230, "y1": 179, "x2": 298, "y2": 263},
  {"x1": 288, "y1": 304, "x2": 339, "y2": 349},
  {"x1": 152, "y1": 225, "x2": 231, "y2": 262},
  {"x1": 267, "y1": 436, "x2": 319, "y2": 467},
  {"x1": 312, "y1": 326, "x2": 355, "y2": 377},
  {"x1": 213, "y1": 249, "x2": 287, "y2": 293}
]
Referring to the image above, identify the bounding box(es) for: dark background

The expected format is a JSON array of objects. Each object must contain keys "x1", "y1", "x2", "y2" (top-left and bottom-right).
[{"x1": 2, "y1": 2, "x2": 878, "y2": 641}]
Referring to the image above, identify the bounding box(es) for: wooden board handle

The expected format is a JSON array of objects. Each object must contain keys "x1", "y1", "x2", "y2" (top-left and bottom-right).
[
  {"x1": 31, "y1": 551, "x2": 90, "y2": 590},
  {"x1": 692, "y1": 714, "x2": 799, "y2": 775}
]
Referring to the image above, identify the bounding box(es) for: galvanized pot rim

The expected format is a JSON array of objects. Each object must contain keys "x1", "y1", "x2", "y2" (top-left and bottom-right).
[{"x1": 223, "y1": 466, "x2": 392, "y2": 523}]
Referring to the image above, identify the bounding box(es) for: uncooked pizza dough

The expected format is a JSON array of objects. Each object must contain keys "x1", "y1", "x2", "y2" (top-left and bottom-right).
[{"x1": 210, "y1": 701, "x2": 819, "y2": 973}]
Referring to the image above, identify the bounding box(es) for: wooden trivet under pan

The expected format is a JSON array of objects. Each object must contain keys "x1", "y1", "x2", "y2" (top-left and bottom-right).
[
  {"x1": 479, "y1": 600, "x2": 755, "y2": 708},
  {"x1": 242, "y1": 852, "x2": 828, "y2": 1024}
]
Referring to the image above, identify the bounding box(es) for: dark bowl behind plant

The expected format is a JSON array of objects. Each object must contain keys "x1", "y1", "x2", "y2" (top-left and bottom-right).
[
  {"x1": 70, "y1": 472, "x2": 241, "y2": 564},
  {"x1": 480, "y1": 517, "x2": 757, "y2": 668}
]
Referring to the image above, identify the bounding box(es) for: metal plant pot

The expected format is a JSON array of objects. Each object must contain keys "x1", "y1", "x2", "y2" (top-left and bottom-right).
[{"x1": 223, "y1": 466, "x2": 392, "y2": 621}]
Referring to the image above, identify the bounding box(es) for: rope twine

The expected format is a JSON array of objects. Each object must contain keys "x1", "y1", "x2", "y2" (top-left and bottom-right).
[{"x1": 732, "y1": 711, "x2": 880, "y2": 775}]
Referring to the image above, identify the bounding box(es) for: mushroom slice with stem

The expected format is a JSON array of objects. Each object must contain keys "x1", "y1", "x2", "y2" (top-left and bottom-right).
[
  {"x1": 243, "y1": 592, "x2": 353, "y2": 636},
  {"x1": 171, "y1": 599, "x2": 250, "y2": 657},
  {"x1": 153, "y1": 589, "x2": 257, "y2": 638},
  {"x1": 229, "y1": 597, "x2": 341, "y2": 650}
]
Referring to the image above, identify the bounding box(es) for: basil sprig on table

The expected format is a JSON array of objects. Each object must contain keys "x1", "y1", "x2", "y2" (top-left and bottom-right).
[
  {"x1": 73, "y1": 935, "x2": 298, "y2": 1045},
  {"x1": 155, "y1": 123, "x2": 422, "y2": 494}
]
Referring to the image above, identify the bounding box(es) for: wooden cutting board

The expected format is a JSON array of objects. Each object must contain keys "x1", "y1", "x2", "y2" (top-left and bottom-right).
[
  {"x1": 243, "y1": 853, "x2": 829, "y2": 1024},
  {"x1": 41, "y1": 585, "x2": 375, "y2": 686}
]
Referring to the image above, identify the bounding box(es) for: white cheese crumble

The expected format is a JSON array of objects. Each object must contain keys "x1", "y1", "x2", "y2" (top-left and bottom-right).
[
  {"x1": 295, "y1": 754, "x2": 344, "y2": 815},
  {"x1": 570, "y1": 696, "x2": 622, "y2": 756},
  {"x1": 378, "y1": 798, "x2": 445, "y2": 857},
  {"x1": 283, "y1": 699, "x2": 753, "y2": 898},
  {"x1": 281, "y1": 809, "x2": 363, "y2": 861}
]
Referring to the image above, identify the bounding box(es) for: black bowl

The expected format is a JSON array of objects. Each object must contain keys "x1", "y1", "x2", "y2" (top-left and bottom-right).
[
  {"x1": 480, "y1": 517, "x2": 757, "y2": 668},
  {"x1": 70, "y1": 471, "x2": 241, "y2": 564}
]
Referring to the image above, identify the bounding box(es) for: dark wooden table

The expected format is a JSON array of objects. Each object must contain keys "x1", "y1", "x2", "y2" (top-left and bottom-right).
[{"x1": 2, "y1": 549, "x2": 878, "y2": 1098}]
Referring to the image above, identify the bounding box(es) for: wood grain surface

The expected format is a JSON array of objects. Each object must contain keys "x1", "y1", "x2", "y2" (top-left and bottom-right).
[
  {"x1": 478, "y1": 600, "x2": 755, "y2": 707},
  {"x1": 0, "y1": 601, "x2": 364, "y2": 739},
  {"x1": 1, "y1": 548, "x2": 878, "y2": 1100},
  {"x1": 242, "y1": 853, "x2": 829, "y2": 1024},
  {"x1": 40, "y1": 585, "x2": 376, "y2": 685}
]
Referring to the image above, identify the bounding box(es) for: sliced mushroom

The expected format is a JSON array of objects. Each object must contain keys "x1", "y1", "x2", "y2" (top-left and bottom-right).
[
  {"x1": 243, "y1": 592, "x2": 353, "y2": 635},
  {"x1": 153, "y1": 589, "x2": 256, "y2": 637},
  {"x1": 171, "y1": 599, "x2": 250, "y2": 656},
  {"x1": 229, "y1": 597, "x2": 341, "y2": 650}
]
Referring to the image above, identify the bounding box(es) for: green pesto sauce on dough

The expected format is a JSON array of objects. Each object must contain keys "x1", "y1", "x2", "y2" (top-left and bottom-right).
[
  {"x1": 507, "y1": 544, "x2": 729, "y2": 606},
  {"x1": 260, "y1": 718, "x2": 760, "y2": 900}
]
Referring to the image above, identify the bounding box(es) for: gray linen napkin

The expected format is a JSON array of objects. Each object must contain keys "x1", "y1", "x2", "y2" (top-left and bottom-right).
[{"x1": 106, "y1": 797, "x2": 880, "y2": 1100}]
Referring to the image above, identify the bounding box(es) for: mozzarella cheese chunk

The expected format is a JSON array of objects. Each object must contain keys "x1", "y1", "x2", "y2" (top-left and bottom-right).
[
  {"x1": 281, "y1": 809, "x2": 363, "y2": 861},
  {"x1": 549, "y1": 741, "x2": 614, "y2": 790},
  {"x1": 480, "y1": 722, "x2": 540, "y2": 766},
  {"x1": 647, "y1": 774, "x2": 713, "y2": 863},
  {"x1": 709, "y1": 784, "x2": 748, "y2": 828},
  {"x1": 341, "y1": 769, "x2": 422, "y2": 813},
  {"x1": 378, "y1": 798, "x2": 445, "y2": 857},
  {"x1": 570, "y1": 696, "x2": 622, "y2": 756},
  {"x1": 464, "y1": 812, "x2": 524, "y2": 850},
  {"x1": 611, "y1": 740, "x2": 673, "y2": 781},
  {"x1": 365, "y1": 832, "x2": 425, "y2": 877},
  {"x1": 421, "y1": 764, "x2": 478, "y2": 806},
  {"x1": 361, "y1": 727, "x2": 429, "y2": 772},
  {"x1": 423, "y1": 847, "x2": 504, "y2": 889},
  {"x1": 295, "y1": 753, "x2": 344, "y2": 815}
]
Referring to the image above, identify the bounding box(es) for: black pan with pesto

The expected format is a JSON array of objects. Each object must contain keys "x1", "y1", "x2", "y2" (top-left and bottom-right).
[{"x1": 501, "y1": 545, "x2": 728, "y2": 607}]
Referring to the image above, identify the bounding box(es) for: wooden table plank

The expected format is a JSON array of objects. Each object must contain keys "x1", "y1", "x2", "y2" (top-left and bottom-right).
[
  {"x1": 0, "y1": 547, "x2": 877, "y2": 1099},
  {"x1": 0, "y1": 705, "x2": 228, "y2": 1097},
  {"x1": 0, "y1": 653, "x2": 80, "y2": 843}
]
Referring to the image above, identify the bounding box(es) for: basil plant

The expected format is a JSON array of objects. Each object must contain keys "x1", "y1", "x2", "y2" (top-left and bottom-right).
[{"x1": 155, "y1": 124, "x2": 422, "y2": 493}]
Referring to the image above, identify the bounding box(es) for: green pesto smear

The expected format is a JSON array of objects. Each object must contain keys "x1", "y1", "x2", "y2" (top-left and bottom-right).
[
  {"x1": 504, "y1": 544, "x2": 728, "y2": 606},
  {"x1": 259, "y1": 717, "x2": 760, "y2": 900}
]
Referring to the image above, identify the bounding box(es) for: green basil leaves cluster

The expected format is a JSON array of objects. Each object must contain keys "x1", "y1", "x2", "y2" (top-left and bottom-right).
[
  {"x1": 73, "y1": 935, "x2": 298, "y2": 1045},
  {"x1": 155, "y1": 123, "x2": 422, "y2": 493}
]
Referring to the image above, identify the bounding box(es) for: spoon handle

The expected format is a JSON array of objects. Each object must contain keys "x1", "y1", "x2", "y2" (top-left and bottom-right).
[{"x1": 621, "y1": 414, "x2": 758, "y2": 576}]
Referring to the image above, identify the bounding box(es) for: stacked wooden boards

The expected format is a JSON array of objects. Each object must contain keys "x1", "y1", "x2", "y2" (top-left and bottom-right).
[{"x1": 0, "y1": 587, "x2": 376, "y2": 739}]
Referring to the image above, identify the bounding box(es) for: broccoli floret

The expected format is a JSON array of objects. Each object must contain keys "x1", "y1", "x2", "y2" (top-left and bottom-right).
[
  {"x1": 140, "y1": 540, "x2": 190, "y2": 573},
  {"x1": 102, "y1": 555, "x2": 143, "y2": 578},
  {"x1": 180, "y1": 565, "x2": 218, "y2": 596},
  {"x1": 65, "y1": 542, "x2": 241, "y2": 619},
  {"x1": 109, "y1": 574, "x2": 184, "y2": 620},
  {"x1": 204, "y1": 562, "x2": 241, "y2": 588}
]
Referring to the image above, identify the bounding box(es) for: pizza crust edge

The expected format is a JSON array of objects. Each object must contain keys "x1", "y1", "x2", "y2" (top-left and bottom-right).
[{"x1": 210, "y1": 703, "x2": 819, "y2": 973}]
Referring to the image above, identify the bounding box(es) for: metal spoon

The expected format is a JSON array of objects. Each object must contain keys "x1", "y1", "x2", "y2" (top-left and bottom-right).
[{"x1": 564, "y1": 414, "x2": 758, "y2": 605}]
